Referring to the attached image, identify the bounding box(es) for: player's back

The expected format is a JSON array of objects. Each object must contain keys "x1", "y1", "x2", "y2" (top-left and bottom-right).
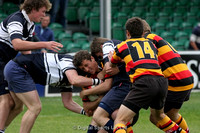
[{"x1": 145, "y1": 33, "x2": 194, "y2": 91}]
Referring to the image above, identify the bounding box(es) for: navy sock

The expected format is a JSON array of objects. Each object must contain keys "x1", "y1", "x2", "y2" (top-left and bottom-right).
[
  {"x1": 104, "y1": 119, "x2": 114, "y2": 133},
  {"x1": 87, "y1": 124, "x2": 98, "y2": 133},
  {"x1": 0, "y1": 130, "x2": 4, "y2": 133}
]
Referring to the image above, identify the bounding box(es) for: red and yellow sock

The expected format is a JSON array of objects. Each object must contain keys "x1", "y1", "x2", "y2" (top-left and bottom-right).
[
  {"x1": 126, "y1": 122, "x2": 133, "y2": 133},
  {"x1": 113, "y1": 123, "x2": 126, "y2": 133},
  {"x1": 156, "y1": 116, "x2": 186, "y2": 133},
  {"x1": 175, "y1": 114, "x2": 189, "y2": 132}
]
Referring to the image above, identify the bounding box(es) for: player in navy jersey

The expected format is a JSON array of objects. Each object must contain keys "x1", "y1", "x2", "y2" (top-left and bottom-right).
[
  {"x1": 75, "y1": 37, "x2": 135, "y2": 133},
  {"x1": 3, "y1": 52, "x2": 102, "y2": 133},
  {"x1": 73, "y1": 50, "x2": 113, "y2": 133},
  {"x1": 110, "y1": 17, "x2": 187, "y2": 133},
  {"x1": 143, "y1": 19, "x2": 193, "y2": 133},
  {"x1": 0, "y1": 0, "x2": 63, "y2": 132}
]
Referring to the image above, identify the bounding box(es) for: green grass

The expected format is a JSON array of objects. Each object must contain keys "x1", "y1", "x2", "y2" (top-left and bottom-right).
[{"x1": 6, "y1": 92, "x2": 200, "y2": 133}]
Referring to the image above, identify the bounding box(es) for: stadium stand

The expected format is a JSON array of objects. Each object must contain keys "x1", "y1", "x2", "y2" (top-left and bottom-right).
[{"x1": 1, "y1": 0, "x2": 199, "y2": 52}]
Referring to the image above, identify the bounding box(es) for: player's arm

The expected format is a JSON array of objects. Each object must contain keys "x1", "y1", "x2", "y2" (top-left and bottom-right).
[
  {"x1": 97, "y1": 64, "x2": 119, "y2": 79},
  {"x1": 12, "y1": 38, "x2": 63, "y2": 52},
  {"x1": 20, "y1": 51, "x2": 32, "y2": 54},
  {"x1": 83, "y1": 95, "x2": 104, "y2": 116},
  {"x1": 80, "y1": 78, "x2": 113, "y2": 99},
  {"x1": 61, "y1": 92, "x2": 86, "y2": 115},
  {"x1": 108, "y1": 51, "x2": 121, "y2": 67},
  {"x1": 190, "y1": 41, "x2": 199, "y2": 50},
  {"x1": 65, "y1": 69, "x2": 101, "y2": 87}
]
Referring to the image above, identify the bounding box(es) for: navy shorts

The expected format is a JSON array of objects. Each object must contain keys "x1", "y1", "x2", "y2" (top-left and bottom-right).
[
  {"x1": 0, "y1": 60, "x2": 9, "y2": 95},
  {"x1": 99, "y1": 82, "x2": 130, "y2": 115},
  {"x1": 4, "y1": 60, "x2": 36, "y2": 93}
]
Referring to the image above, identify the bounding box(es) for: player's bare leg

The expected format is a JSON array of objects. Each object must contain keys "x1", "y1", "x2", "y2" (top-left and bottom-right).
[
  {"x1": 15, "y1": 90, "x2": 41, "y2": 133},
  {"x1": 150, "y1": 108, "x2": 187, "y2": 133},
  {"x1": 113, "y1": 105, "x2": 135, "y2": 133},
  {"x1": 166, "y1": 109, "x2": 189, "y2": 132},
  {"x1": 5, "y1": 91, "x2": 24, "y2": 128},
  {"x1": 0, "y1": 94, "x2": 14, "y2": 131}
]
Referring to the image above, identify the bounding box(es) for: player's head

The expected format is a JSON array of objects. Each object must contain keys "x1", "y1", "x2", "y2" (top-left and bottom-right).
[
  {"x1": 125, "y1": 17, "x2": 143, "y2": 39},
  {"x1": 20, "y1": 0, "x2": 52, "y2": 14},
  {"x1": 142, "y1": 19, "x2": 151, "y2": 34},
  {"x1": 90, "y1": 37, "x2": 109, "y2": 60},
  {"x1": 73, "y1": 50, "x2": 100, "y2": 75}
]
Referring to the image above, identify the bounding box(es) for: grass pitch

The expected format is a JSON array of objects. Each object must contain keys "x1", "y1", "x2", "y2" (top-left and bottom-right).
[{"x1": 6, "y1": 91, "x2": 200, "y2": 133}]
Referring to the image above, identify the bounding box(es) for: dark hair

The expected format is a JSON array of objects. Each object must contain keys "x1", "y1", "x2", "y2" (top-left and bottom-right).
[
  {"x1": 20, "y1": 0, "x2": 52, "y2": 14},
  {"x1": 90, "y1": 37, "x2": 109, "y2": 57},
  {"x1": 125, "y1": 17, "x2": 144, "y2": 38},
  {"x1": 142, "y1": 19, "x2": 151, "y2": 33},
  {"x1": 73, "y1": 50, "x2": 92, "y2": 68}
]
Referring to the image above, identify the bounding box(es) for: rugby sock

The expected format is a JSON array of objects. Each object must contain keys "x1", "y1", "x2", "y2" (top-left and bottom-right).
[
  {"x1": 175, "y1": 115, "x2": 190, "y2": 133},
  {"x1": 113, "y1": 123, "x2": 126, "y2": 133},
  {"x1": 103, "y1": 119, "x2": 114, "y2": 133},
  {"x1": 126, "y1": 122, "x2": 133, "y2": 133},
  {"x1": 156, "y1": 116, "x2": 187, "y2": 133},
  {"x1": 87, "y1": 124, "x2": 98, "y2": 133},
  {"x1": 0, "y1": 130, "x2": 4, "y2": 133}
]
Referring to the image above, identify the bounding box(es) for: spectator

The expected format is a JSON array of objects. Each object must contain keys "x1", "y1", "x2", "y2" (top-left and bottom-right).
[
  {"x1": 35, "y1": 13, "x2": 55, "y2": 53},
  {"x1": 49, "y1": 0, "x2": 68, "y2": 29},
  {"x1": 35, "y1": 14, "x2": 55, "y2": 42},
  {"x1": 189, "y1": 23, "x2": 200, "y2": 50}
]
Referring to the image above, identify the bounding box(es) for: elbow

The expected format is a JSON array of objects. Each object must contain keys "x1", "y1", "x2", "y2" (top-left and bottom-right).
[
  {"x1": 13, "y1": 45, "x2": 20, "y2": 51},
  {"x1": 69, "y1": 77, "x2": 83, "y2": 86},
  {"x1": 69, "y1": 80, "x2": 78, "y2": 86}
]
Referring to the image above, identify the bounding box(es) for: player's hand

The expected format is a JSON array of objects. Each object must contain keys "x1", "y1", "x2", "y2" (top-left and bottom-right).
[
  {"x1": 106, "y1": 65, "x2": 119, "y2": 75},
  {"x1": 97, "y1": 69, "x2": 106, "y2": 80},
  {"x1": 108, "y1": 51, "x2": 113, "y2": 61},
  {"x1": 85, "y1": 110, "x2": 93, "y2": 117},
  {"x1": 80, "y1": 90, "x2": 86, "y2": 99},
  {"x1": 46, "y1": 41, "x2": 63, "y2": 52}
]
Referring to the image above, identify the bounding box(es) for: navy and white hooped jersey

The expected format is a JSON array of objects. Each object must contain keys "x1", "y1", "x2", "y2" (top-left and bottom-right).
[
  {"x1": 13, "y1": 53, "x2": 76, "y2": 87},
  {"x1": 0, "y1": 10, "x2": 34, "y2": 61},
  {"x1": 0, "y1": 10, "x2": 34, "y2": 48},
  {"x1": 102, "y1": 39, "x2": 121, "y2": 62}
]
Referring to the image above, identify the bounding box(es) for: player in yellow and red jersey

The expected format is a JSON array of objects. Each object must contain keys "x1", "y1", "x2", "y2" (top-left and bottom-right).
[
  {"x1": 143, "y1": 19, "x2": 193, "y2": 133},
  {"x1": 111, "y1": 17, "x2": 188, "y2": 133}
]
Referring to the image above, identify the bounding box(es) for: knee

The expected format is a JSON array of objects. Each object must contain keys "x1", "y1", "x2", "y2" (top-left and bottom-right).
[
  {"x1": 63, "y1": 102, "x2": 70, "y2": 110},
  {"x1": 93, "y1": 110, "x2": 106, "y2": 123},
  {"x1": 30, "y1": 104, "x2": 42, "y2": 116},
  {"x1": 93, "y1": 111, "x2": 99, "y2": 122},
  {"x1": 0, "y1": 95, "x2": 15, "y2": 109}
]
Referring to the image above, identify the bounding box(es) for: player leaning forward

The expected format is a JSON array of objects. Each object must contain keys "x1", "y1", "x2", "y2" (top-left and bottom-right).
[
  {"x1": 3, "y1": 53, "x2": 102, "y2": 133},
  {"x1": 110, "y1": 17, "x2": 189, "y2": 133}
]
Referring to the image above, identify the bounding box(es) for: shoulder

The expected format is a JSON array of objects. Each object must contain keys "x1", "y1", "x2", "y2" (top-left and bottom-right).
[
  {"x1": 8, "y1": 11, "x2": 25, "y2": 24},
  {"x1": 35, "y1": 25, "x2": 41, "y2": 30}
]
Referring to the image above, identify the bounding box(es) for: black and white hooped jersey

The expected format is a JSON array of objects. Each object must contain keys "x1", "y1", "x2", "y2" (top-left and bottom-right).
[
  {"x1": 0, "y1": 10, "x2": 34, "y2": 61},
  {"x1": 102, "y1": 39, "x2": 121, "y2": 62},
  {"x1": 13, "y1": 53, "x2": 76, "y2": 87},
  {"x1": 0, "y1": 10, "x2": 34, "y2": 47}
]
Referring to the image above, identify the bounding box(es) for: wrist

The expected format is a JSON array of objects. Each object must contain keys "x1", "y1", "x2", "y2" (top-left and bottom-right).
[
  {"x1": 80, "y1": 108, "x2": 86, "y2": 115},
  {"x1": 92, "y1": 78, "x2": 101, "y2": 85}
]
